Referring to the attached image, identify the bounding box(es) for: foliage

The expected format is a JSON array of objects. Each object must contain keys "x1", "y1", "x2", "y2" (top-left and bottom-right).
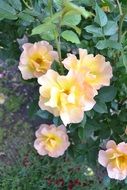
[{"x1": 0, "y1": 0, "x2": 127, "y2": 189}]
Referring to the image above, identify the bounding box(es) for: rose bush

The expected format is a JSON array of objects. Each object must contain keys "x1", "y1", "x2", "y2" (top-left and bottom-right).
[{"x1": 1, "y1": 0, "x2": 127, "y2": 188}]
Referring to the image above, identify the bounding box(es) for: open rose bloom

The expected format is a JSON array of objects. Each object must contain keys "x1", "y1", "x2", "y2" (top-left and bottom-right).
[
  {"x1": 34, "y1": 124, "x2": 70, "y2": 158},
  {"x1": 98, "y1": 140, "x2": 127, "y2": 180},
  {"x1": 38, "y1": 70, "x2": 97, "y2": 126},
  {"x1": 18, "y1": 41, "x2": 58, "y2": 79},
  {"x1": 62, "y1": 49, "x2": 112, "y2": 90}
]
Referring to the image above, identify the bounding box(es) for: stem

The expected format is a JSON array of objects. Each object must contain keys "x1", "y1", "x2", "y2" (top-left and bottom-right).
[
  {"x1": 54, "y1": 28, "x2": 65, "y2": 74},
  {"x1": 22, "y1": 0, "x2": 33, "y2": 9},
  {"x1": 122, "y1": 30, "x2": 127, "y2": 40},
  {"x1": 48, "y1": 0, "x2": 61, "y2": 60},
  {"x1": 101, "y1": 26, "x2": 106, "y2": 40},
  {"x1": 116, "y1": 0, "x2": 123, "y2": 16},
  {"x1": 48, "y1": 0, "x2": 53, "y2": 16},
  {"x1": 55, "y1": 31, "x2": 62, "y2": 62},
  {"x1": 48, "y1": 0, "x2": 63, "y2": 73},
  {"x1": 116, "y1": 0, "x2": 126, "y2": 43},
  {"x1": 118, "y1": 14, "x2": 125, "y2": 43}
]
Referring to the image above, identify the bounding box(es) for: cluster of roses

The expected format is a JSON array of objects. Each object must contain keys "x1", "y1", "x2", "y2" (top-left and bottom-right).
[{"x1": 18, "y1": 41, "x2": 127, "y2": 180}]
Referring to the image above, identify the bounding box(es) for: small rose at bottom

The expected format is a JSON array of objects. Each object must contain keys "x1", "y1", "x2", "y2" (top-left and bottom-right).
[
  {"x1": 34, "y1": 124, "x2": 70, "y2": 158},
  {"x1": 98, "y1": 140, "x2": 127, "y2": 180}
]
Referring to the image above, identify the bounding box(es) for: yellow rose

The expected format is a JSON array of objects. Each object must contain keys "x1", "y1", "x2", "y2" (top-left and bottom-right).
[
  {"x1": 62, "y1": 48, "x2": 112, "y2": 90},
  {"x1": 18, "y1": 41, "x2": 58, "y2": 80},
  {"x1": 38, "y1": 70, "x2": 97, "y2": 125},
  {"x1": 34, "y1": 124, "x2": 70, "y2": 157}
]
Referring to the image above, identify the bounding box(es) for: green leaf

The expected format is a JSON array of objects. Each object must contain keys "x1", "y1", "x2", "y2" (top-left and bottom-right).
[
  {"x1": 87, "y1": 138, "x2": 99, "y2": 166},
  {"x1": 53, "y1": 117, "x2": 63, "y2": 126},
  {"x1": 103, "y1": 21, "x2": 118, "y2": 36},
  {"x1": 85, "y1": 25, "x2": 103, "y2": 37},
  {"x1": 32, "y1": 23, "x2": 56, "y2": 36},
  {"x1": 36, "y1": 110, "x2": 53, "y2": 120},
  {"x1": 40, "y1": 30, "x2": 55, "y2": 41},
  {"x1": 83, "y1": 120, "x2": 101, "y2": 139},
  {"x1": 28, "y1": 100, "x2": 39, "y2": 117},
  {"x1": 61, "y1": 10, "x2": 81, "y2": 34},
  {"x1": 69, "y1": 123, "x2": 79, "y2": 133},
  {"x1": 99, "y1": 124, "x2": 111, "y2": 139},
  {"x1": 78, "y1": 127, "x2": 84, "y2": 140},
  {"x1": 51, "y1": 61, "x2": 64, "y2": 74},
  {"x1": 61, "y1": 30, "x2": 80, "y2": 44},
  {"x1": 78, "y1": 6, "x2": 92, "y2": 18},
  {"x1": 98, "y1": 86, "x2": 117, "y2": 102},
  {"x1": 64, "y1": 2, "x2": 92, "y2": 18},
  {"x1": 62, "y1": 10, "x2": 81, "y2": 26},
  {"x1": 23, "y1": 8, "x2": 41, "y2": 17},
  {"x1": 119, "y1": 110, "x2": 127, "y2": 122},
  {"x1": 94, "y1": 3, "x2": 108, "y2": 27},
  {"x1": 93, "y1": 101, "x2": 108, "y2": 113},
  {"x1": 110, "y1": 115, "x2": 124, "y2": 135},
  {"x1": 0, "y1": 12, "x2": 17, "y2": 20},
  {"x1": 0, "y1": 0, "x2": 16, "y2": 14},
  {"x1": 103, "y1": 176, "x2": 111, "y2": 187},
  {"x1": 68, "y1": 146, "x2": 75, "y2": 158},
  {"x1": 78, "y1": 114, "x2": 86, "y2": 128},
  {"x1": 69, "y1": 25, "x2": 81, "y2": 35},
  {"x1": 18, "y1": 12, "x2": 35, "y2": 23},
  {"x1": 8, "y1": 0, "x2": 22, "y2": 11},
  {"x1": 0, "y1": 0, "x2": 17, "y2": 20},
  {"x1": 86, "y1": 110, "x2": 94, "y2": 118},
  {"x1": 53, "y1": 0, "x2": 63, "y2": 10},
  {"x1": 96, "y1": 40, "x2": 122, "y2": 50},
  {"x1": 122, "y1": 53, "x2": 127, "y2": 72},
  {"x1": 43, "y1": 11, "x2": 63, "y2": 24}
]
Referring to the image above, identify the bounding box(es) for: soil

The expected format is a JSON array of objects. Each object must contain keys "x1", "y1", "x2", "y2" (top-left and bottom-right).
[{"x1": 0, "y1": 61, "x2": 41, "y2": 164}]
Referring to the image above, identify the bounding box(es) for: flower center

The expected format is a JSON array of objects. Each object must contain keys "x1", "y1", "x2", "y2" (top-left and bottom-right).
[
  {"x1": 115, "y1": 155, "x2": 127, "y2": 170},
  {"x1": 43, "y1": 133, "x2": 61, "y2": 151},
  {"x1": 35, "y1": 58, "x2": 43, "y2": 65},
  {"x1": 63, "y1": 89, "x2": 70, "y2": 95}
]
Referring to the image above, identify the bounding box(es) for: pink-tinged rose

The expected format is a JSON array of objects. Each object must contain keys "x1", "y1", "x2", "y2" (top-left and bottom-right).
[
  {"x1": 62, "y1": 48, "x2": 113, "y2": 90},
  {"x1": 18, "y1": 41, "x2": 58, "y2": 80},
  {"x1": 38, "y1": 70, "x2": 97, "y2": 126},
  {"x1": 98, "y1": 140, "x2": 127, "y2": 180},
  {"x1": 34, "y1": 124, "x2": 70, "y2": 158}
]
